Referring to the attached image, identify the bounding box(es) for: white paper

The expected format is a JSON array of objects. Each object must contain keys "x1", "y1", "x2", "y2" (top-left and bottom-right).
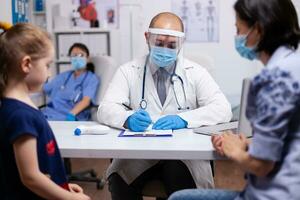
[{"x1": 123, "y1": 129, "x2": 173, "y2": 137}]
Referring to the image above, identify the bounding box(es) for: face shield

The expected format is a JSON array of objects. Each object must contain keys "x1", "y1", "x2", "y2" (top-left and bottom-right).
[{"x1": 147, "y1": 28, "x2": 185, "y2": 68}]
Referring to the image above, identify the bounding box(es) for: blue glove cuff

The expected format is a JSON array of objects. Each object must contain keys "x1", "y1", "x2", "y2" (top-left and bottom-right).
[{"x1": 66, "y1": 113, "x2": 76, "y2": 121}]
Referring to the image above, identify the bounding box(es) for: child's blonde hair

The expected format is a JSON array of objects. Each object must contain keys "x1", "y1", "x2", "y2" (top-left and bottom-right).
[{"x1": 0, "y1": 23, "x2": 52, "y2": 97}]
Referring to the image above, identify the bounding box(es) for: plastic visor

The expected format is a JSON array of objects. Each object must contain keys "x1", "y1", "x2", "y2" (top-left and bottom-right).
[{"x1": 148, "y1": 28, "x2": 185, "y2": 51}]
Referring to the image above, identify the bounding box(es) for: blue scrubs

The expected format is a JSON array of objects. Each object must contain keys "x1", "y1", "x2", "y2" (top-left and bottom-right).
[{"x1": 42, "y1": 70, "x2": 100, "y2": 121}]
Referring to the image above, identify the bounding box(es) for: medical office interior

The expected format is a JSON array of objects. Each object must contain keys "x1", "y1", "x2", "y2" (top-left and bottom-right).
[{"x1": 1, "y1": 0, "x2": 300, "y2": 199}]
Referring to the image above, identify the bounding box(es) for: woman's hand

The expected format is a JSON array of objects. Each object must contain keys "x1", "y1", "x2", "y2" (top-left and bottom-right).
[
  {"x1": 222, "y1": 132, "x2": 248, "y2": 161},
  {"x1": 211, "y1": 134, "x2": 224, "y2": 156}
]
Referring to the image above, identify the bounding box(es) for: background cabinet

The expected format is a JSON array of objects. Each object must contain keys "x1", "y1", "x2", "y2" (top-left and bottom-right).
[{"x1": 54, "y1": 29, "x2": 111, "y2": 74}]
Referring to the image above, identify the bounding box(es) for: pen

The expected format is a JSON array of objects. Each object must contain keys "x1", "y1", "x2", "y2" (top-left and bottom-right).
[{"x1": 122, "y1": 103, "x2": 133, "y2": 110}]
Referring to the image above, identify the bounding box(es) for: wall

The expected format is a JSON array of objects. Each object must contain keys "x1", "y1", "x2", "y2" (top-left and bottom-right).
[
  {"x1": 45, "y1": 0, "x2": 300, "y2": 100},
  {"x1": 0, "y1": 1, "x2": 12, "y2": 23},
  {"x1": 117, "y1": 0, "x2": 300, "y2": 99},
  {"x1": 118, "y1": 0, "x2": 259, "y2": 100}
]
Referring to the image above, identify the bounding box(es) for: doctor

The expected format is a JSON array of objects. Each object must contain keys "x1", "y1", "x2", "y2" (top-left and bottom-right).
[
  {"x1": 98, "y1": 12, "x2": 232, "y2": 199},
  {"x1": 42, "y1": 43, "x2": 99, "y2": 121}
]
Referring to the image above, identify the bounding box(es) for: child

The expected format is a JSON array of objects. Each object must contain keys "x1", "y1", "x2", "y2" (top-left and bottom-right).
[{"x1": 0, "y1": 23, "x2": 90, "y2": 200}]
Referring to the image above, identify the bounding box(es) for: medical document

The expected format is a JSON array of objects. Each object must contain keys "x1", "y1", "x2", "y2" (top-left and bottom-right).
[{"x1": 120, "y1": 129, "x2": 173, "y2": 137}]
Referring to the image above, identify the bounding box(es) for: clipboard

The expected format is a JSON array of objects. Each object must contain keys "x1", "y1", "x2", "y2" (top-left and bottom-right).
[{"x1": 118, "y1": 130, "x2": 173, "y2": 137}]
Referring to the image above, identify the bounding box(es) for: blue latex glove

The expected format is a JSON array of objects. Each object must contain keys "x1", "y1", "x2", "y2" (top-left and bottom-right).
[
  {"x1": 127, "y1": 110, "x2": 152, "y2": 132},
  {"x1": 66, "y1": 113, "x2": 76, "y2": 121},
  {"x1": 152, "y1": 115, "x2": 187, "y2": 130}
]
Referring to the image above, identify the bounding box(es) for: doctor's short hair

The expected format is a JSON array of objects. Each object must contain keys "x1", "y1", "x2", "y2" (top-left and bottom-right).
[
  {"x1": 0, "y1": 23, "x2": 52, "y2": 98},
  {"x1": 234, "y1": 0, "x2": 300, "y2": 55},
  {"x1": 149, "y1": 12, "x2": 184, "y2": 32},
  {"x1": 68, "y1": 42, "x2": 95, "y2": 73}
]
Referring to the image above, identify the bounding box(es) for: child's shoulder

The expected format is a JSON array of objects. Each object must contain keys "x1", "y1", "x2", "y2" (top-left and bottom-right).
[
  {"x1": 0, "y1": 98, "x2": 41, "y2": 122},
  {"x1": 0, "y1": 98, "x2": 47, "y2": 142}
]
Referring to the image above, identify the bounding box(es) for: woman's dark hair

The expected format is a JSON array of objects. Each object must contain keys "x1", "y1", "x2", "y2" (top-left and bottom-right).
[
  {"x1": 68, "y1": 42, "x2": 95, "y2": 73},
  {"x1": 234, "y1": 0, "x2": 300, "y2": 55}
]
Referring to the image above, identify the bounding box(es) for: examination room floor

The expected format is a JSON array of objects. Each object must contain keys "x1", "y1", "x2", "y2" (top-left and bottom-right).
[{"x1": 71, "y1": 159, "x2": 246, "y2": 200}]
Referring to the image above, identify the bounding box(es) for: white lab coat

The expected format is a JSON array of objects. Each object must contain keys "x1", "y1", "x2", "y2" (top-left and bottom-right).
[{"x1": 98, "y1": 55, "x2": 232, "y2": 188}]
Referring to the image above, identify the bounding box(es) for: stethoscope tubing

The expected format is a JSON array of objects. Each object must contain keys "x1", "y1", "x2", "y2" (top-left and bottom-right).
[
  {"x1": 60, "y1": 70, "x2": 89, "y2": 103},
  {"x1": 140, "y1": 56, "x2": 189, "y2": 110}
]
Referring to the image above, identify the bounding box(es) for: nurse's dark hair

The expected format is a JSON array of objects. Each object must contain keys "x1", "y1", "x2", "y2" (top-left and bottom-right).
[
  {"x1": 234, "y1": 0, "x2": 300, "y2": 55},
  {"x1": 0, "y1": 23, "x2": 51, "y2": 98},
  {"x1": 68, "y1": 42, "x2": 95, "y2": 73}
]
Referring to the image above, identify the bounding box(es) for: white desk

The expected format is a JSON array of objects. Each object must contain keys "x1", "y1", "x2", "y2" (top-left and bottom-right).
[{"x1": 49, "y1": 121, "x2": 219, "y2": 160}]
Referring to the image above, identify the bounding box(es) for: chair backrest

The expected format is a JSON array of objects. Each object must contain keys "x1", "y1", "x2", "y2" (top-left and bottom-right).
[
  {"x1": 91, "y1": 55, "x2": 119, "y2": 103},
  {"x1": 184, "y1": 53, "x2": 215, "y2": 78},
  {"x1": 90, "y1": 55, "x2": 119, "y2": 121}
]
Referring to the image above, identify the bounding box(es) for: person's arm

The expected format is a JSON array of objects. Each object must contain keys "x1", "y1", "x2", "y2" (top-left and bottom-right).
[
  {"x1": 69, "y1": 73, "x2": 100, "y2": 117},
  {"x1": 178, "y1": 67, "x2": 232, "y2": 128},
  {"x1": 70, "y1": 96, "x2": 91, "y2": 115},
  {"x1": 218, "y1": 132, "x2": 275, "y2": 177},
  {"x1": 13, "y1": 135, "x2": 90, "y2": 200},
  {"x1": 43, "y1": 73, "x2": 64, "y2": 96},
  {"x1": 98, "y1": 66, "x2": 134, "y2": 128}
]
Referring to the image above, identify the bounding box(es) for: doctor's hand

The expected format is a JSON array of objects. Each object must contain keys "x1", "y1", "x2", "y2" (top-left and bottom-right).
[
  {"x1": 126, "y1": 110, "x2": 152, "y2": 132},
  {"x1": 152, "y1": 115, "x2": 187, "y2": 130}
]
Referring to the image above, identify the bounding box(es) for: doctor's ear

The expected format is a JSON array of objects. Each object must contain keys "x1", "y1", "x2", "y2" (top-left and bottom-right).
[
  {"x1": 20, "y1": 55, "x2": 32, "y2": 74},
  {"x1": 144, "y1": 32, "x2": 150, "y2": 44}
]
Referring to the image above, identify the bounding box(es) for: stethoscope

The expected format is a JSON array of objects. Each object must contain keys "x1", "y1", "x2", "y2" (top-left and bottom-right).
[
  {"x1": 60, "y1": 71, "x2": 89, "y2": 103},
  {"x1": 140, "y1": 55, "x2": 190, "y2": 110}
]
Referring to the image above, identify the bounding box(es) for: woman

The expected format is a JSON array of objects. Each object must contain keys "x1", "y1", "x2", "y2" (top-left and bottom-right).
[
  {"x1": 42, "y1": 43, "x2": 100, "y2": 121},
  {"x1": 169, "y1": 0, "x2": 300, "y2": 199}
]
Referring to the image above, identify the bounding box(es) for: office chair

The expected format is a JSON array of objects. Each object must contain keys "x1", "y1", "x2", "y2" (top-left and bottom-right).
[
  {"x1": 140, "y1": 54, "x2": 216, "y2": 199},
  {"x1": 90, "y1": 55, "x2": 119, "y2": 121},
  {"x1": 64, "y1": 158, "x2": 104, "y2": 189}
]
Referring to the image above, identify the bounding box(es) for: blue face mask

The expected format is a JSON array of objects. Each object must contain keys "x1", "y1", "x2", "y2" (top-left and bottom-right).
[
  {"x1": 71, "y1": 57, "x2": 87, "y2": 70},
  {"x1": 150, "y1": 46, "x2": 177, "y2": 68},
  {"x1": 234, "y1": 33, "x2": 258, "y2": 61}
]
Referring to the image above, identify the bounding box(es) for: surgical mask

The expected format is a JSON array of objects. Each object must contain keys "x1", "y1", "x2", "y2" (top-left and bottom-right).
[
  {"x1": 150, "y1": 46, "x2": 177, "y2": 68},
  {"x1": 71, "y1": 57, "x2": 87, "y2": 70},
  {"x1": 234, "y1": 31, "x2": 258, "y2": 61}
]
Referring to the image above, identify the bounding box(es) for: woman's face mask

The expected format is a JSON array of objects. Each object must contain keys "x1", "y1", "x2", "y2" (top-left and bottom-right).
[
  {"x1": 71, "y1": 57, "x2": 87, "y2": 70},
  {"x1": 234, "y1": 28, "x2": 258, "y2": 61},
  {"x1": 150, "y1": 46, "x2": 177, "y2": 68}
]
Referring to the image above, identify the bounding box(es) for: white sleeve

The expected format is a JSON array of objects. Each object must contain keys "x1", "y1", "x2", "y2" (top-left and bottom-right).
[
  {"x1": 97, "y1": 67, "x2": 134, "y2": 129},
  {"x1": 178, "y1": 68, "x2": 232, "y2": 128}
]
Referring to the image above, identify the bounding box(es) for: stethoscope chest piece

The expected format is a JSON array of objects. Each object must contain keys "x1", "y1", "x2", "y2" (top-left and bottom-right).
[{"x1": 139, "y1": 99, "x2": 147, "y2": 110}]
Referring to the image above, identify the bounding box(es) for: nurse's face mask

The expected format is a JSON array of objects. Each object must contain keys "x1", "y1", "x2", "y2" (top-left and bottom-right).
[
  {"x1": 70, "y1": 53, "x2": 87, "y2": 70},
  {"x1": 148, "y1": 28, "x2": 185, "y2": 68}
]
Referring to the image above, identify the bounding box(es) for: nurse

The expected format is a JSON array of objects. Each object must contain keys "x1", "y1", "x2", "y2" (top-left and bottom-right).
[
  {"x1": 42, "y1": 43, "x2": 100, "y2": 121},
  {"x1": 169, "y1": 0, "x2": 300, "y2": 200}
]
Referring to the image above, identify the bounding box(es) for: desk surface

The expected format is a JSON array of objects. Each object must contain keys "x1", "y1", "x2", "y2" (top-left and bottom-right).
[{"x1": 50, "y1": 121, "x2": 219, "y2": 160}]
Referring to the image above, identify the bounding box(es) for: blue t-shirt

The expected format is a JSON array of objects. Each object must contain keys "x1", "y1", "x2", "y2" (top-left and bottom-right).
[{"x1": 0, "y1": 98, "x2": 69, "y2": 199}]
